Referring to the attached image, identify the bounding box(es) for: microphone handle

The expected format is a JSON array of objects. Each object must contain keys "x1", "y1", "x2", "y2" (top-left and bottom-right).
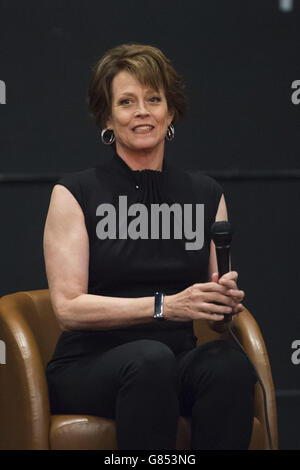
[
  {"x1": 215, "y1": 245, "x2": 230, "y2": 277},
  {"x1": 215, "y1": 245, "x2": 232, "y2": 323}
]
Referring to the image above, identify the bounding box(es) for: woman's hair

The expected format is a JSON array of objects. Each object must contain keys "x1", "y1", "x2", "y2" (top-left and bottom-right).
[{"x1": 87, "y1": 43, "x2": 187, "y2": 128}]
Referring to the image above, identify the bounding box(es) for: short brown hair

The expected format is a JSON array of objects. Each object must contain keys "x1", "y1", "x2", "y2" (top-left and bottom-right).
[{"x1": 87, "y1": 43, "x2": 187, "y2": 128}]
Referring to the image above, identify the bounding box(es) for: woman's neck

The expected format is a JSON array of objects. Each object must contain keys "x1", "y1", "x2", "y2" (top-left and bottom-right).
[{"x1": 115, "y1": 142, "x2": 164, "y2": 172}]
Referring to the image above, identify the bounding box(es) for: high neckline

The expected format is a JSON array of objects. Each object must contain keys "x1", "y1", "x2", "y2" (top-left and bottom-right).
[{"x1": 112, "y1": 152, "x2": 168, "y2": 175}]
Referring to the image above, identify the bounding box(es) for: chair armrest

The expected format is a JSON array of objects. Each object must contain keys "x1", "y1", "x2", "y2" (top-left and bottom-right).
[
  {"x1": 232, "y1": 308, "x2": 278, "y2": 450},
  {"x1": 0, "y1": 293, "x2": 51, "y2": 449}
]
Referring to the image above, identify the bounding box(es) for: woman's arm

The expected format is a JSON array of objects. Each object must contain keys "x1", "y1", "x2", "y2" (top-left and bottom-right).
[{"x1": 43, "y1": 184, "x2": 156, "y2": 331}]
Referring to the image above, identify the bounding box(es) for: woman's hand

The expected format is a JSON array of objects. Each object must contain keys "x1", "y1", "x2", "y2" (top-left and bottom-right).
[
  {"x1": 207, "y1": 271, "x2": 245, "y2": 332},
  {"x1": 163, "y1": 278, "x2": 238, "y2": 322}
]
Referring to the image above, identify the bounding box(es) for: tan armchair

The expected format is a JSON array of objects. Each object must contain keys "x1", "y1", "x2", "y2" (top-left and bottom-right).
[{"x1": 0, "y1": 289, "x2": 278, "y2": 450}]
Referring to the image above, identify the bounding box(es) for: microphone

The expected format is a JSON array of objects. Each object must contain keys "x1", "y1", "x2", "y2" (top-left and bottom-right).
[
  {"x1": 211, "y1": 221, "x2": 273, "y2": 450},
  {"x1": 211, "y1": 221, "x2": 233, "y2": 322}
]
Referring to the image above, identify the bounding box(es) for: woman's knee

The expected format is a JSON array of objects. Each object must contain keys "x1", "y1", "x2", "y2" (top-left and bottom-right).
[
  {"x1": 190, "y1": 340, "x2": 257, "y2": 391},
  {"x1": 122, "y1": 339, "x2": 179, "y2": 384},
  {"x1": 217, "y1": 341, "x2": 257, "y2": 388},
  {"x1": 132, "y1": 339, "x2": 176, "y2": 367}
]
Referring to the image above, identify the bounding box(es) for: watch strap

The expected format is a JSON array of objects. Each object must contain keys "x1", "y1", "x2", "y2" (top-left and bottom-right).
[{"x1": 154, "y1": 292, "x2": 165, "y2": 320}]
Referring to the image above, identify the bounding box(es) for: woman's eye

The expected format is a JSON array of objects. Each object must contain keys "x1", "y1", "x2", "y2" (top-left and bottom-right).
[
  {"x1": 119, "y1": 98, "x2": 132, "y2": 105},
  {"x1": 149, "y1": 96, "x2": 161, "y2": 102}
]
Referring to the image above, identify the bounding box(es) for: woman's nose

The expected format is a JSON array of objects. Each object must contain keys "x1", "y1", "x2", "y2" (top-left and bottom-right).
[{"x1": 134, "y1": 101, "x2": 150, "y2": 116}]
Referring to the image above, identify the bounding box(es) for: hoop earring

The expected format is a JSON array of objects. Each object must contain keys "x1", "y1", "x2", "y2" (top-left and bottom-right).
[
  {"x1": 166, "y1": 124, "x2": 175, "y2": 141},
  {"x1": 101, "y1": 128, "x2": 115, "y2": 145}
]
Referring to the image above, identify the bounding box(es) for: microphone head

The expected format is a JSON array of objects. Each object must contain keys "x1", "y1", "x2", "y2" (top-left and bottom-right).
[{"x1": 211, "y1": 221, "x2": 233, "y2": 247}]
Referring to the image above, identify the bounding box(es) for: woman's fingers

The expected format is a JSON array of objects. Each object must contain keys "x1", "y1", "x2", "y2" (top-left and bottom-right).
[
  {"x1": 202, "y1": 313, "x2": 225, "y2": 321},
  {"x1": 201, "y1": 302, "x2": 233, "y2": 315},
  {"x1": 196, "y1": 281, "x2": 244, "y2": 303},
  {"x1": 219, "y1": 272, "x2": 238, "y2": 289},
  {"x1": 204, "y1": 292, "x2": 236, "y2": 307},
  {"x1": 219, "y1": 271, "x2": 238, "y2": 282},
  {"x1": 199, "y1": 282, "x2": 229, "y2": 295},
  {"x1": 218, "y1": 272, "x2": 245, "y2": 303},
  {"x1": 192, "y1": 275, "x2": 245, "y2": 322},
  {"x1": 229, "y1": 289, "x2": 245, "y2": 302},
  {"x1": 232, "y1": 303, "x2": 244, "y2": 314},
  {"x1": 220, "y1": 280, "x2": 237, "y2": 290}
]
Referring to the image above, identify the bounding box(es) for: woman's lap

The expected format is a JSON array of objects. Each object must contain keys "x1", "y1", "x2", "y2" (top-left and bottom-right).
[
  {"x1": 46, "y1": 337, "x2": 257, "y2": 419},
  {"x1": 46, "y1": 338, "x2": 179, "y2": 417}
]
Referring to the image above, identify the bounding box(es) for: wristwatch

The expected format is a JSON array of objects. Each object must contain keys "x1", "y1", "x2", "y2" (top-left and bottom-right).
[{"x1": 154, "y1": 292, "x2": 165, "y2": 321}]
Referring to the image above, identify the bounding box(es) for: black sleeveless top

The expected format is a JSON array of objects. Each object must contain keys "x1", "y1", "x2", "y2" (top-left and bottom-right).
[{"x1": 47, "y1": 152, "x2": 224, "y2": 365}]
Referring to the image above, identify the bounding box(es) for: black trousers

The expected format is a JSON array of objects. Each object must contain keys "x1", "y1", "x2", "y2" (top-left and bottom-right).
[{"x1": 46, "y1": 338, "x2": 257, "y2": 450}]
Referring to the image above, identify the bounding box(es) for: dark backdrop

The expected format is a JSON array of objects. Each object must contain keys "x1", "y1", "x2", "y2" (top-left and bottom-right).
[{"x1": 1, "y1": 0, "x2": 300, "y2": 449}]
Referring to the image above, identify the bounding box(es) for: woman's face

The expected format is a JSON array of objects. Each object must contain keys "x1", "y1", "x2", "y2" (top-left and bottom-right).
[{"x1": 106, "y1": 70, "x2": 174, "y2": 156}]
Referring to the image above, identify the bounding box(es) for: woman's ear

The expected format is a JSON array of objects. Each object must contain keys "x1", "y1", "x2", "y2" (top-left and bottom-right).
[
  {"x1": 105, "y1": 115, "x2": 113, "y2": 130},
  {"x1": 168, "y1": 109, "x2": 175, "y2": 126}
]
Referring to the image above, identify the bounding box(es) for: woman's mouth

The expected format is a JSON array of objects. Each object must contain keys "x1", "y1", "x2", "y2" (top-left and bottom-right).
[{"x1": 132, "y1": 125, "x2": 154, "y2": 134}]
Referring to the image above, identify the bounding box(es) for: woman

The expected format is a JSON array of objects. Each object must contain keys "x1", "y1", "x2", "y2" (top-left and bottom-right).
[{"x1": 44, "y1": 44, "x2": 256, "y2": 450}]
